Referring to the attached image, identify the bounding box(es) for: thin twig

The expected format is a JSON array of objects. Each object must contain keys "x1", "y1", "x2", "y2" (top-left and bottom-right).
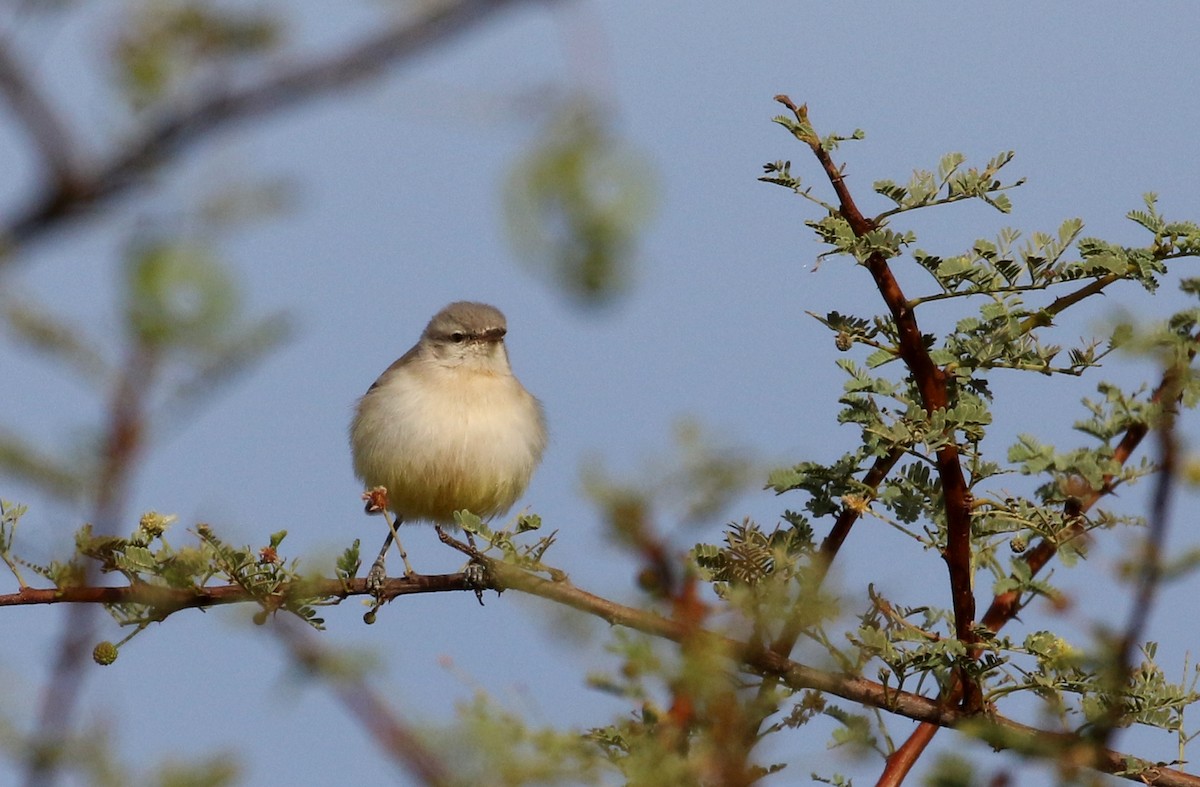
[
  {"x1": 0, "y1": 35, "x2": 80, "y2": 188},
  {"x1": 1015, "y1": 273, "x2": 1121, "y2": 335}
]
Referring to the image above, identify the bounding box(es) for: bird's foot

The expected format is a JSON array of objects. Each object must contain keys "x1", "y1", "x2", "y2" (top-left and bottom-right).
[
  {"x1": 464, "y1": 560, "x2": 489, "y2": 606},
  {"x1": 464, "y1": 561, "x2": 487, "y2": 589},
  {"x1": 366, "y1": 556, "x2": 388, "y2": 596}
]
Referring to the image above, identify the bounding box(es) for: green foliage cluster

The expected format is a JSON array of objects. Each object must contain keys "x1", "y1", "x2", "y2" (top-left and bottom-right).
[
  {"x1": 2, "y1": 510, "x2": 338, "y2": 647},
  {"x1": 584, "y1": 627, "x2": 788, "y2": 785},
  {"x1": 505, "y1": 101, "x2": 657, "y2": 306},
  {"x1": 444, "y1": 695, "x2": 610, "y2": 786},
  {"x1": 668, "y1": 120, "x2": 1200, "y2": 779},
  {"x1": 455, "y1": 510, "x2": 557, "y2": 575},
  {"x1": 115, "y1": 2, "x2": 279, "y2": 108},
  {"x1": 0, "y1": 241, "x2": 288, "y2": 502},
  {"x1": 518, "y1": 111, "x2": 1200, "y2": 783}
]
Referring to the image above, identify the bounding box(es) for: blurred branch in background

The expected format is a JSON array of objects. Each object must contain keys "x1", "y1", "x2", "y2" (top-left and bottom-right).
[
  {"x1": 0, "y1": 34, "x2": 81, "y2": 189},
  {"x1": 0, "y1": 0, "x2": 556, "y2": 260},
  {"x1": 273, "y1": 617, "x2": 453, "y2": 786},
  {"x1": 505, "y1": 98, "x2": 656, "y2": 306}
]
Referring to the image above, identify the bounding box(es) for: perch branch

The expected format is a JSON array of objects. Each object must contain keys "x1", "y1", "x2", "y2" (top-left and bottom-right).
[{"x1": 6, "y1": 548, "x2": 1198, "y2": 786}]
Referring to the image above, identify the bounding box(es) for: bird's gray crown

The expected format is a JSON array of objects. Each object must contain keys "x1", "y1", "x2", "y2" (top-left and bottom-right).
[{"x1": 423, "y1": 301, "x2": 508, "y2": 344}]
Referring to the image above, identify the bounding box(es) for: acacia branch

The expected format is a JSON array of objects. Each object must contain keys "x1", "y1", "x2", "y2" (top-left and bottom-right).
[
  {"x1": 0, "y1": 0, "x2": 546, "y2": 258},
  {"x1": 878, "y1": 724, "x2": 939, "y2": 787},
  {"x1": 437, "y1": 551, "x2": 1200, "y2": 787},
  {"x1": 886, "y1": 343, "x2": 1198, "y2": 784},
  {"x1": 0, "y1": 572, "x2": 471, "y2": 610},
  {"x1": 775, "y1": 95, "x2": 978, "y2": 702},
  {"x1": 5, "y1": 551, "x2": 1198, "y2": 786}
]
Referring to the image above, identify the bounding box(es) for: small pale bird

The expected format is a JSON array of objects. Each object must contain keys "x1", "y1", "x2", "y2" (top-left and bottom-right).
[{"x1": 349, "y1": 301, "x2": 547, "y2": 589}]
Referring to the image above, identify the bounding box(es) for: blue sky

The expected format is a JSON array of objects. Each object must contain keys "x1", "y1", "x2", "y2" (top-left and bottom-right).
[{"x1": 2, "y1": 3, "x2": 1199, "y2": 784}]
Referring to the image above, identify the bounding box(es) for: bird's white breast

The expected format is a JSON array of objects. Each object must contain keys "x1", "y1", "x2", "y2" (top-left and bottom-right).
[{"x1": 350, "y1": 360, "x2": 546, "y2": 522}]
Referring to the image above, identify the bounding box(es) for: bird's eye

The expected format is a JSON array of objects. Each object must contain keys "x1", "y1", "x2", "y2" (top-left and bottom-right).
[{"x1": 450, "y1": 332, "x2": 466, "y2": 343}]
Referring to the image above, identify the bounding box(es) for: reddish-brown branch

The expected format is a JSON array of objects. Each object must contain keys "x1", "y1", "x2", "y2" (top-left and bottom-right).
[
  {"x1": 1099, "y1": 362, "x2": 1183, "y2": 750},
  {"x1": 980, "y1": 418, "x2": 1148, "y2": 630},
  {"x1": 877, "y1": 723, "x2": 940, "y2": 787},
  {"x1": 887, "y1": 344, "x2": 1195, "y2": 782},
  {"x1": 775, "y1": 96, "x2": 977, "y2": 698},
  {"x1": 981, "y1": 352, "x2": 1180, "y2": 631},
  {"x1": 887, "y1": 424, "x2": 1150, "y2": 784},
  {"x1": 772, "y1": 98, "x2": 1186, "y2": 782},
  {"x1": 816, "y1": 449, "x2": 905, "y2": 571},
  {"x1": 867, "y1": 247, "x2": 976, "y2": 654}
]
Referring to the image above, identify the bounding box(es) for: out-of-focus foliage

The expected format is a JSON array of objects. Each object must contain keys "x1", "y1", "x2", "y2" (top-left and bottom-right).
[
  {"x1": 115, "y1": 1, "x2": 280, "y2": 108},
  {"x1": 505, "y1": 101, "x2": 657, "y2": 306},
  {"x1": 0, "y1": 238, "x2": 289, "y2": 501}
]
